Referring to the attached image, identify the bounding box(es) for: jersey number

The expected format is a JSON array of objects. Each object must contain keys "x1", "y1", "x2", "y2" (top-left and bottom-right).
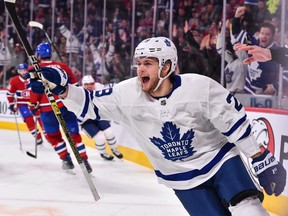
[
  {"x1": 226, "y1": 94, "x2": 243, "y2": 111},
  {"x1": 95, "y1": 88, "x2": 113, "y2": 97}
]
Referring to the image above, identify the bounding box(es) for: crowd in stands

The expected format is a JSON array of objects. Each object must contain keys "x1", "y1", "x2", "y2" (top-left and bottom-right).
[{"x1": 0, "y1": 0, "x2": 287, "y2": 95}]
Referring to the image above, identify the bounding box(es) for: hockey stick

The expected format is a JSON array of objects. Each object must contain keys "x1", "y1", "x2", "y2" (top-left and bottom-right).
[
  {"x1": 26, "y1": 116, "x2": 39, "y2": 158},
  {"x1": 28, "y1": 20, "x2": 63, "y2": 62},
  {"x1": 13, "y1": 111, "x2": 23, "y2": 151},
  {"x1": 4, "y1": 0, "x2": 100, "y2": 201}
]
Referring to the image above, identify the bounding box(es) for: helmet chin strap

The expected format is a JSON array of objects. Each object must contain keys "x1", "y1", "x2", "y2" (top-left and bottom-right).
[{"x1": 153, "y1": 66, "x2": 173, "y2": 92}]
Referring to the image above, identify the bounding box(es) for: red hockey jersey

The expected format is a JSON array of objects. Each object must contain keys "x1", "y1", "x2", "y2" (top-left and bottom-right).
[{"x1": 6, "y1": 75, "x2": 30, "y2": 107}]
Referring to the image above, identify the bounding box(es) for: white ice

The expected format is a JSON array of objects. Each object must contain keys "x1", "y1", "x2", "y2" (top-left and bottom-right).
[
  {"x1": 0, "y1": 129, "x2": 189, "y2": 216},
  {"x1": 0, "y1": 129, "x2": 278, "y2": 216}
]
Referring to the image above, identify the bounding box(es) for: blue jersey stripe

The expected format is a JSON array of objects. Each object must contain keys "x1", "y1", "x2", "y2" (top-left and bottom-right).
[
  {"x1": 238, "y1": 125, "x2": 251, "y2": 141},
  {"x1": 222, "y1": 115, "x2": 247, "y2": 137},
  {"x1": 154, "y1": 142, "x2": 235, "y2": 181},
  {"x1": 80, "y1": 89, "x2": 90, "y2": 118}
]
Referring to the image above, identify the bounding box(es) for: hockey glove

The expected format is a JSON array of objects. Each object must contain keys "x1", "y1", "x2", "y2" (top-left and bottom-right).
[
  {"x1": 29, "y1": 78, "x2": 45, "y2": 94},
  {"x1": 28, "y1": 102, "x2": 40, "y2": 116},
  {"x1": 26, "y1": 67, "x2": 68, "y2": 95},
  {"x1": 252, "y1": 149, "x2": 287, "y2": 196},
  {"x1": 40, "y1": 66, "x2": 68, "y2": 95},
  {"x1": 9, "y1": 104, "x2": 17, "y2": 114}
]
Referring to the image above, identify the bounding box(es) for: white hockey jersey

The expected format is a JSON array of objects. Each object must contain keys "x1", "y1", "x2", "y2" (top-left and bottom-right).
[{"x1": 63, "y1": 74, "x2": 260, "y2": 189}]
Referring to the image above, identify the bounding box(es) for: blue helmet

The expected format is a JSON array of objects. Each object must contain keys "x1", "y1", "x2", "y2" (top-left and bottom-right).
[
  {"x1": 17, "y1": 63, "x2": 28, "y2": 71},
  {"x1": 35, "y1": 42, "x2": 51, "y2": 59}
]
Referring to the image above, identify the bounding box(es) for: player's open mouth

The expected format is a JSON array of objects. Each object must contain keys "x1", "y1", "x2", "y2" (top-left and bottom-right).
[
  {"x1": 260, "y1": 39, "x2": 267, "y2": 44},
  {"x1": 142, "y1": 77, "x2": 150, "y2": 84}
]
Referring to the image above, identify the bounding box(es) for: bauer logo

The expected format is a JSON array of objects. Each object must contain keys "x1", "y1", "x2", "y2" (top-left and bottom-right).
[
  {"x1": 253, "y1": 156, "x2": 276, "y2": 173},
  {"x1": 150, "y1": 122, "x2": 196, "y2": 161},
  {"x1": 251, "y1": 117, "x2": 275, "y2": 154}
]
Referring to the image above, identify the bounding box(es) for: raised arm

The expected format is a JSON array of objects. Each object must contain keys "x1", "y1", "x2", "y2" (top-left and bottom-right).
[{"x1": 234, "y1": 44, "x2": 288, "y2": 66}]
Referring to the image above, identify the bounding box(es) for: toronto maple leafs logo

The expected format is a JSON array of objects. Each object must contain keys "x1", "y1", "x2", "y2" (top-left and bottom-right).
[
  {"x1": 249, "y1": 61, "x2": 262, "y2": 81},
  {"x1": 225, "y1": 68, "x2": 233, "y2": 83},
  {"x1": 164, "y1": 38, "x2": 171, "y2": 47},
  {"x1": 150, "y1": 122, "x2": 196, "y2": 161}
]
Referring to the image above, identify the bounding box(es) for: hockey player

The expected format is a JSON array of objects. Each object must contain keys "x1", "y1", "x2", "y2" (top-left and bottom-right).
[
  {"x1": 28, "y1": 37, "x2": 286, "y2": 216},
  {"x1": 28, "y1": 42, "x2": 92, "y2": 173},
  {"x1": 6, "y1": 63, "x2": 44, "y2": 145},
  {"x1": 80, "y1": 75, "x2": 123, "y2": 160}
]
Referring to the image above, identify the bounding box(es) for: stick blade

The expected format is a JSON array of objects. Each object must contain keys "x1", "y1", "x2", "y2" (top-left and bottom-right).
[
  {"x1": 28, "y1": 21, "x2": 44, "y2": 30},
  {"x1": 26, "y1": 151, "x2": 37, "y2": 159}
]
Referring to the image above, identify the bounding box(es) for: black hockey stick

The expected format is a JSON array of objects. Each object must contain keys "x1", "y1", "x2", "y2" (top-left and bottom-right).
[
  {"x1": 26, "y1": 116, "x2": 39, "y2": 158},
  {"x1": 28, "y1": 21, "x2": 63, "y2": 62},
  {"x1": 4, "y1": 0, "x2": 100, "y2": 201}
]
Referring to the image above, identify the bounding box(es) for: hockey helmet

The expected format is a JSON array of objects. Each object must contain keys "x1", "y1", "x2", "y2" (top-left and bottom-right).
[
  {"x1": 35, "y1": 42, "x2": 52, "y2": 59},
  {"x1": 17, "y1": 63, "x2": 28, "y2": 71},
  {"x1": 134, "y1": 37, "x2": 178, "y2": 91},
  {"x1": 82, "y1": 75, "x2": 95, "y2": 85}
]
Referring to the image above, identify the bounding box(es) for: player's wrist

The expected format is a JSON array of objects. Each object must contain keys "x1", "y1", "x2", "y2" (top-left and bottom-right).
[
  {"x1": 251, "y1": 151, "x2": 263, "y2": 159},
  {"x1": 59, "y1": 86, "x2": 69, "y2": 99}
]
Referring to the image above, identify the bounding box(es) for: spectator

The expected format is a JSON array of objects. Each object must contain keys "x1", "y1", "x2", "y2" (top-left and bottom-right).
[
  {"x1": 255, "y1": 0, "x2": 272, "y2": 28},
  {"x1": 9, "y1": 43, "x2": 26, "y2": 69},
  {"x1": 89, "y1": 35, "x2": 115, "y2": 83},
  {"x1": 57, "y1": 17, "x2": 81, "y2": 68},
  {"x1": 216, "y1": 20, "x2": 248, "y2": 93},
  {"x1": 232, "y1": 10, "x2": 280, "y2": 95}
]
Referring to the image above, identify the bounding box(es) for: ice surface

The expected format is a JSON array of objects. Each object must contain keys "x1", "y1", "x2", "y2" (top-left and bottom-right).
[{"x1": 0, "y1": 129, "x2": 188, "y2": 216}]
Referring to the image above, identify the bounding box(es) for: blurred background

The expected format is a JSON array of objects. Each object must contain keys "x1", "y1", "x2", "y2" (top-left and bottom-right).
[{"x1": 0, "y1": 0, "x2": 287, "y2": 109}]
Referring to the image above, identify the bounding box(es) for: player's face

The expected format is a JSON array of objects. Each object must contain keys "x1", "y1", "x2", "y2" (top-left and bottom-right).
[
  {"x1": 83, "y1": 83, "x2": 95, "y2": 91},
  {"x1": 18, "y1": 69, "x2": 28, "y2": 79},
  {"x1": 259, "y1": 27, "x2": 274, "y2": 48},
  {"x1": 136, "y1": 57, "x2": 160, "y2": 93}
]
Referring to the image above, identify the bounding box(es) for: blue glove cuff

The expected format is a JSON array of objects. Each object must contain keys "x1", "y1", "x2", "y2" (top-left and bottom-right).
[
  {"x1": 252, "y1": 149, "x2": 270, "y2": 163},
  {"x1": 30, "y1": 79, "x2": 45, "y2": 94},
  {"x1": 51, "y1": 86, "x2": 66, "y2": 95}
]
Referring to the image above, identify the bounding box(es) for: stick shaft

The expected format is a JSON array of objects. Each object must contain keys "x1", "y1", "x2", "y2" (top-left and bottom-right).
[
  {"x1": 4, "y1": 0, "x2": 100, "y2": 201},
  {"x1": 29, "y1": 20, "x2": 63, "y2": 62}
]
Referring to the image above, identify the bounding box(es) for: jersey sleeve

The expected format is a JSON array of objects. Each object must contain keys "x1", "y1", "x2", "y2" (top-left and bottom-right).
[
  {"x1": 6, "y1": 78, "x2": 16, "y2": 105},
  {"x1": 206, "y1": 78, "x2": 260, "y2": 157},
  {"x1": 63, "y1": 84, "x2": 121, "y2": 123},
  {"x1": 59, "y1": 63, "x2": 78, "y2": 84},
  {"x1": 63, "y1": 84, "x2": 98, "y2": 120}
]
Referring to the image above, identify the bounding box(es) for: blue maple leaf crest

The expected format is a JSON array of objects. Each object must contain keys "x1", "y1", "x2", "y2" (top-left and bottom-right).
[
  {"x1": 164, "y1": 38, "x2": 171, "y2": 47},
  {"x1": 150, "y1": 122, "x2": 196, "y2": 161}
]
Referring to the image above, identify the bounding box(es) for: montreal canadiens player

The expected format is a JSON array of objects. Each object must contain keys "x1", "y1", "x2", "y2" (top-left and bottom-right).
[
  {"x1": 28, "y1": 42, "x2": 92, "y2": 173},
  {"x1": 28, "y1": 37, "x2": 286, "y2": 215},
  {"x1": 6, "y1": 63, "x2": 45, "y2": 145}
]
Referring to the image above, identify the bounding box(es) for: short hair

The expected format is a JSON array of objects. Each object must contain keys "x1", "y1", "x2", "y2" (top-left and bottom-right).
[{"x1": 259, "y1": 22, "x2": 276, "y2": 36}]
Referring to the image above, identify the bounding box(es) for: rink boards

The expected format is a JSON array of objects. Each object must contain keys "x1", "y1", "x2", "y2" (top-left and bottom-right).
[{"x1": 0, "y1": 90, "x2": 287, "y2": 216}]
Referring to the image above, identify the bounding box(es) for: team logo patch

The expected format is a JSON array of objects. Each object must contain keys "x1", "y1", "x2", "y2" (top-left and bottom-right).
[
  {"x1": 22, "y1": 89, "x2": 30, "y2": 99},
  {"x1": 150, "y1": 122, "x2": 196, "y2": 161},
  {"x1": 164, "y1": 38, "x2": 171, "y2": 47}
]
